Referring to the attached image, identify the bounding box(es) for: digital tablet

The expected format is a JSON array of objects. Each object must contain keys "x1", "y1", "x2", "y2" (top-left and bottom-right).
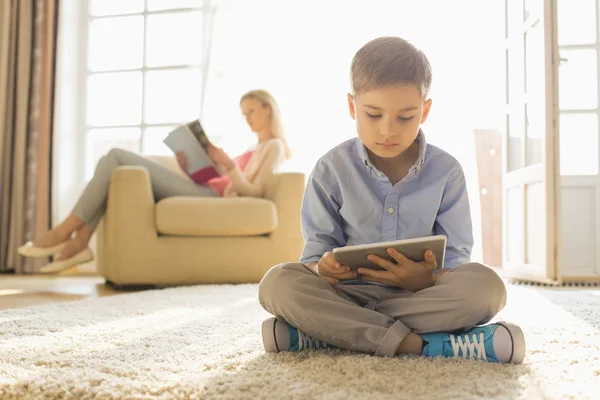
[{"x1": 332, "y1": 235, "x2": 447, "y2": 271}]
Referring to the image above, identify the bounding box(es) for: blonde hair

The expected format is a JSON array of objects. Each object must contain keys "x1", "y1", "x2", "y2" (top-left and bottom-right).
[
  {"x1": 351, "y1": 37, "x2": 432, "y2": 98},
  {"x1": 240, "y1": 89, "x2": 292, "y2": 160}
]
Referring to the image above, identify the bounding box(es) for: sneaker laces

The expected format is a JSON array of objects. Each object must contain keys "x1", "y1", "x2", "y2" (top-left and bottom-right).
[
  {"x1": 298, "y1": 331, "x2": 328, "y2": 351},
  {"x1": 449, "y1": 331, "x2": 487, "y2": 361}
]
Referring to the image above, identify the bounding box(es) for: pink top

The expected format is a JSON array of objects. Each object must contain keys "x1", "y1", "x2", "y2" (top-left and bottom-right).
[
  {"x1": 206, "y1": 150, "x2": 254, "y2": 196},
  {"x1": 193, "y1": 138, "x2": 286, "y2": 198}
]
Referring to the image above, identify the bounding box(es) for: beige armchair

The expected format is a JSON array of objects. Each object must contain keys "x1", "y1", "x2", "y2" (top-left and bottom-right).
[{"x1": 95, "y1": 156, "x2": 305, "y2": 286}]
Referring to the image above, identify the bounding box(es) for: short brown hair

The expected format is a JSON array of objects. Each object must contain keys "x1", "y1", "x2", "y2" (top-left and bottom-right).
[{"x1": 350, "y1": 37, "x2": 432, "y2": 98}]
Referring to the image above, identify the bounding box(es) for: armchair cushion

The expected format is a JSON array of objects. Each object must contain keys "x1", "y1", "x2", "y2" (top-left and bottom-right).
[{"x1": 155, "y1": 196, "x2": 278, "y2": 237}]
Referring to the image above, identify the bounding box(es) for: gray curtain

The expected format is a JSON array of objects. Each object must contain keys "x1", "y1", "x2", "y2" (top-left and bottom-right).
[{"x1": 0, "y1": 0, "x2": 58, "y2": 273}]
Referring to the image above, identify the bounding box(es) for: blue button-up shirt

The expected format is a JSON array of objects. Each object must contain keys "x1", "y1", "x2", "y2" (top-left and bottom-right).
[{"x1": 299, "y1": 131, "x2": 473, "y2": 278}]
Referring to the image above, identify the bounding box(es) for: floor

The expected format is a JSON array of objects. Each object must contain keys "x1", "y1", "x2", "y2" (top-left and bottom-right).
[
  {"x1": 2, "y1": 281, "x2": 598, "y2": 399},
  {"x1": 0, "y1": 273, "x2": 127, "y2": 311},
  {"x1": 0, "y1": 265, "x2": 508, "y2": 311},
  {"x1": 1, "y1": 264, "x2": 597, "y2": 313}
]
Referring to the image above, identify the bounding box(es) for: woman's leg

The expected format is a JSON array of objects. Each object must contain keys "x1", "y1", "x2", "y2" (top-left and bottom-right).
[
  {"x1": 33, "y1": 148, "x2": 217, "y2": 260},
  {"x1": 32, "y1": 215, "x2": 83, "y2": 248}
]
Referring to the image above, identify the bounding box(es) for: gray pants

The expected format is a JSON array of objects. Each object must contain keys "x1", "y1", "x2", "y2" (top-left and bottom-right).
[
  {"x1": 258, "y1": 262, "x2": 507, "y2": 357},
  {"x1": 72, "y1": 148, "x2": 218, "y2": 229}
]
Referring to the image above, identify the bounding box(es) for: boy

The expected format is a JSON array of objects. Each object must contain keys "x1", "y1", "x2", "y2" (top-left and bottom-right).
[{"x1": 258, "y1": 37, "x2": 525, "y2": 363}]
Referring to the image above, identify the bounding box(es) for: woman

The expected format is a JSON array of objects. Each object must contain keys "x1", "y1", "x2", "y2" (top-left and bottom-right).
[{"x1": 19, "y1": 89, "x2": 291, "y2": 273}]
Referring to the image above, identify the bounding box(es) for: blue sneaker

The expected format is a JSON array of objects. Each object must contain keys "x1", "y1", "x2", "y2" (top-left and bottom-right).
[
  {"x1": 420, "y1": 322, "x2": 525, "y2": 363},
  {"x1": 262, "y1": 317, "x2": 335, "y2": 352}
]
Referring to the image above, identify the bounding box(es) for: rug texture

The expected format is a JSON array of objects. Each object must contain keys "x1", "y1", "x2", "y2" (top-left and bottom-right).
[{"x1": 0, "y1": 282, "x2": 599, "y2": 400}]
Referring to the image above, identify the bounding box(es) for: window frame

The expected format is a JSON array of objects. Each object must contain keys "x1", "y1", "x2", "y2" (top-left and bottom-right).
[{"x1": 80, "y1": 0, "x2": 216, "y2": 177}]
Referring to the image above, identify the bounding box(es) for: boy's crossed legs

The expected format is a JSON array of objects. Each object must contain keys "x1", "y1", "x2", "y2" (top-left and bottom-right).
[{"x1": 258, "y1": 262, "x2": 525, "y2": 363}]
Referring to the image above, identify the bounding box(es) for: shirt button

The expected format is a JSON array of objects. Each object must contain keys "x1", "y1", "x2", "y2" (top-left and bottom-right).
[{"x1": 388, "y1": 207, "x2": 394, "y2": 214}]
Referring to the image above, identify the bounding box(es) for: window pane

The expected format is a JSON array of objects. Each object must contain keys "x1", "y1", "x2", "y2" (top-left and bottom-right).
[
  {"x1": 557, "y1": 0, "x2": 596, "y2": 46},
  {"x1": 507, "y1": 40, "x2": 524, "y2": 104},
  {"x1": 505, "y1": 48, "x2": 509, "y2": 104},
  {"x1": 88, "y1": 16, "x2": 144, "y2": 71},
  {"x1": 525, "y1": 22, "x2": 545, "y2": 98},
  {"x1": 144, "y1": 68, "x2": 202, "y2": 124},
  {"x1": 89, "y1": 0, "x2": 144, "y2": 16},
  {"x1": 146, "y1": 12, "x2": 203, "y2": 67},
  {"x1": 524, "y1": 0, "x2": 542, "y2": 22},
  {"x1": 507, "y1": 0, "x2": 523, "y2": 37},
  {"x1": 524, "y1": 22, "x2": 545, "y2": 167},
  {"x1": 508, "y1": 107, "x2": 525, "y2": 171},
  {"x1": 525, "y1": 103, "x2": 544, "y2": 166},
  {"x1": 507, "y1": 186, "x2": 524, "y2": 263},
  {"x1": 559, "y1": 49, "x2": 598, "y2": 110},
  {"x1": 87, "y1": 72, "x2": 143, "y2": 126},
  {"x1": 525, "y1": 182, "x2": 544, "y2": 265},
  {"x1": 560, "y1": 114, "x2": 598, "y2": 176},
  {"x1": 143, "y1": 126, "x2": 176, "y2": 155},
  {"x1": 147, "y1": 0, "x2": 203, "y2": 11},
  {"x1": 86, "y1": 128, "x2": 141, "y2": 181}
]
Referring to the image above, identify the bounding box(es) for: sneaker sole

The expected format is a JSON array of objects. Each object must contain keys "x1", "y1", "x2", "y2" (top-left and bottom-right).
[
  {"x1": 496, "y1": 321, "x2": 526, "y2": 364},
  {"x1": 261, "y1": 317, "x2": 280, "y2": 353}
]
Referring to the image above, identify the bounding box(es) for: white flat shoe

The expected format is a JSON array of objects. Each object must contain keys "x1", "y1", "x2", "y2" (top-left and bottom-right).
[
  {"x1": 38, "y1": 248, "x2": 94, "y2": 274},
  {"x1": 18, "y1": 241, "x2": 67, "y2": 258}
]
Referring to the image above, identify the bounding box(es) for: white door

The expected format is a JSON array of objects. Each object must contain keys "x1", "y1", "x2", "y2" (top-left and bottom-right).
[
  {"x1": 502, "y1": 0, "x2": 562, "y2": 283},
  {"x1": 556, "y1": 0, "x2": 600, "y2": 280}
]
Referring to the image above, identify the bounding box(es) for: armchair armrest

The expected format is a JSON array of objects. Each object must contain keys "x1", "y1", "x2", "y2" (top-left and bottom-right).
[
  {"x1": 106, "y1": 166, "x2": 156, "y2": 259},
  {"x1": 97, "y1": 165, "x2": 157, "y2": 280},
  {"x1": 264, "y1": 172, "x2": 305, "y2": 247}
]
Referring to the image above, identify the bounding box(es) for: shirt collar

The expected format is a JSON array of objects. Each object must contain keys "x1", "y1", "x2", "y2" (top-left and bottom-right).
[{"x1": 356, "y1": 129, "x2": 428, "y2": 176}]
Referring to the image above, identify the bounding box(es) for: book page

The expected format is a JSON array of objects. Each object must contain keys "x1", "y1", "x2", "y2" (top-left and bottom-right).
[{"x1": 163, "y1": 125, "x2": 214, "y2": 175}]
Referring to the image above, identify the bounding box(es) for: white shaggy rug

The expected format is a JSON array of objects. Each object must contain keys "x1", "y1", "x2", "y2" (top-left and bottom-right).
[{"x1": 0, "y1": 283, "x2": 599, "y2": 400}]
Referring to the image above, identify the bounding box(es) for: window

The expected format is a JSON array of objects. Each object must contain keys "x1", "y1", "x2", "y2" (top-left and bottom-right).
[
  {"x1": 84, "y1": 0, "x2": 208, "y2": 180},
  {"x1": 556, "y1": 0, "x2": 599, "y2": 175}
]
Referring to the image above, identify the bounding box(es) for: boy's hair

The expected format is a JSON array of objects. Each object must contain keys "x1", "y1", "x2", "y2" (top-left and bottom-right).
[{"x1": 350, "y1": 36, "x2": 432, "y2": 98}]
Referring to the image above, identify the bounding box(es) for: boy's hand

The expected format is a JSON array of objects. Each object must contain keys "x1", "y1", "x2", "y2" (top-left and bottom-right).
[
  {"x1": 314, "y1": 251, "x2": 357, "y2": 286},
  {"x1": 176, "y1": 151, "x2": 189, "y2": 173},
  {"x1": 358, "y1": 249, "x2": 439, "y2": 292}
]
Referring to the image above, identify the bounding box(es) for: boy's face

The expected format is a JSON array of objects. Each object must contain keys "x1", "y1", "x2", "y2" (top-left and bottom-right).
[{"x1": 347, "y1": 84, "x2": 432, "y2": 160}]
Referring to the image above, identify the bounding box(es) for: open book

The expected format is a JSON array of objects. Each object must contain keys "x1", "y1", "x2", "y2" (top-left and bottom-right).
[{"x1": 163, "y1": 119, "x2": 221, "y2": 183}]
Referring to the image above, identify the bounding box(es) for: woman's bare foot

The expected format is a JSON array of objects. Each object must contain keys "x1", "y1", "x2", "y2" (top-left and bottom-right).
[
  {"x1": 55, "y1": 236, "x2": 88, "y2": 261},
  {"x1": 32, "y1": 229, "x2": 71, "y2": 248}
]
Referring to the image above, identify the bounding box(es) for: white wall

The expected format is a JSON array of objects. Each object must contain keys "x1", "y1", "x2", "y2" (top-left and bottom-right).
[
  {"x1": 53, "y1": 0, "x2": 505, "y2": 263},
  {"x1": 202, "y1": 0, "x2": 506, "y2": 261}
]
